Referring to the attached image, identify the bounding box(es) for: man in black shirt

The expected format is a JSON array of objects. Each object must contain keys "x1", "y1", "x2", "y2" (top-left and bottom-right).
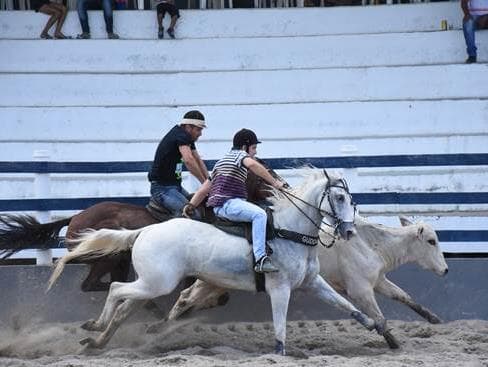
[{"x1": 148, "y1": 110, "x2": 209, "y2": 216}]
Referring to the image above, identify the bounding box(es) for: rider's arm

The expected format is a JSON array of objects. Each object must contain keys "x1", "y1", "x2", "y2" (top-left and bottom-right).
[
  {"x1": 188, "y1": 179, "x2": 212, "y2": 207},
  {"x1": 243, "y1": 157, "x2": 283, "y2": 190},
  {"x1": 192, "y1": 150, "x2": 210, "y2": 183},
  {"x1": 179, "y1": 145, "x2": 207, "y2": 183}
]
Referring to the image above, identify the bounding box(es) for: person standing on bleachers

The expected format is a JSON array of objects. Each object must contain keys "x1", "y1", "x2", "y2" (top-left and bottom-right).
[
  {"x1": 76, "y1": 0, "x2": 120, "y2": 39},
  {"x1": 461, "y1": 0, "x2": 488, "y2": 63},
  {"x1": 31, "y1": 0, "x2": 70, "y2": 39},
  {"x1": 155, "y1": 0, "x2": 180, "y2": 39}
]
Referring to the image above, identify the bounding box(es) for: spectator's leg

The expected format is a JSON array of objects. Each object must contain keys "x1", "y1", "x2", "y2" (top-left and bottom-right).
[
  {"x1": 167, "y1": 6, "x2": 179, "y2": 38},
  {"x1": 157, "y1": 4, "x2": 164, "y2": 39},
  {"x1": 101, "y1": 0, "x2": 117, "y2": 36},
  {"x1": 77, "y1": 0, "x2": 90, "y2": 35},
  {"x1": 51, "y1": 3, "x2": 68, "y2": 38},
  {"x1": 38, "y1": 4, "x2": 61, "y2": 38},
  {"x1": 168, "y1": 15, "x2": 177, "y2": 32},
  {"x1": 463, "y1": 15, "x2": 478, "y2": 61}
]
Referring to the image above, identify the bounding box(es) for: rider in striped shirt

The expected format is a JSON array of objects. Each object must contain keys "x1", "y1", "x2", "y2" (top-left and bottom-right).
[{"x1": 183, "y1": 129, "x2": 284, "y2": 273}]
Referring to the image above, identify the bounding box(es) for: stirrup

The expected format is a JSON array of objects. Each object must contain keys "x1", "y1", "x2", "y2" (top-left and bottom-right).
[{"x1": 254, "y1": 256, "x2": 278, "y2": 273}]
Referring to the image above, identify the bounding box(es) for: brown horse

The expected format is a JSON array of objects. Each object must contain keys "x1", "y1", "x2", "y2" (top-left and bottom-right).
[{"x1": 0, "y1": 160, "x2": 285, "y2": 292}]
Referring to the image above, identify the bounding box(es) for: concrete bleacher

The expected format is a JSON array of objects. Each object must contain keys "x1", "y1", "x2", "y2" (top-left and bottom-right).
[{"x1": 1, "y1": 1, "x2": 487, "y2": 255}]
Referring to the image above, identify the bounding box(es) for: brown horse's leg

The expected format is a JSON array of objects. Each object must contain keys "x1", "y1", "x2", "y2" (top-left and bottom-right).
[
  {"x1": 109, "y1": 252, "x2": 132, "y2": 282},
  {"x1": 81, "y1": 261, "x2": 114, "y2": 292}
]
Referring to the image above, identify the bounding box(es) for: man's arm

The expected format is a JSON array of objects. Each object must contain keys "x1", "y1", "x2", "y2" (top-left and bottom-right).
[
  {"x1": 179, "y1": 145, "x2": 207, "y2": 183},
  {"x1": 243, "y1": 157, "x2": 283, "y2": 189},
  {"x1": 192, "y1": 150, "x2": 210, "y2": 183}
]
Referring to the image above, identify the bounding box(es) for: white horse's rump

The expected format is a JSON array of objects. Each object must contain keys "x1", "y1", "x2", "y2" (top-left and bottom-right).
[
  {"x1": 48, "y1": 170, "x2": 374, "y2": 354},
  {"x1": 164, "y1": 215, "x2": 448, "y2": 349}
]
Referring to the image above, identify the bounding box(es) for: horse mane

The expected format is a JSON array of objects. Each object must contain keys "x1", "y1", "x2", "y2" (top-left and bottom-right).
[{"x1": 269, "y1": 167, "x2": 343, "y2": 211}]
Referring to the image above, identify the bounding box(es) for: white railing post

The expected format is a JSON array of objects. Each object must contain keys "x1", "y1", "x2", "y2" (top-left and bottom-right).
[{"x1": 33, "y1": 150, "x2": 53, "y2": 266}]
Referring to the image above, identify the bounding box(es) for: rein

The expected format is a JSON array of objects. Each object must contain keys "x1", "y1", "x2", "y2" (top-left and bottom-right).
[{"x1": 277, "y1": 170, "x2": 355, "y2": 248}]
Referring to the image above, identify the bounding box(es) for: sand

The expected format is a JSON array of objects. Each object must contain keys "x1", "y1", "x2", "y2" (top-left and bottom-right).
[{"x1": 1, "y1": 316, "x2": 487, "y2": 367}]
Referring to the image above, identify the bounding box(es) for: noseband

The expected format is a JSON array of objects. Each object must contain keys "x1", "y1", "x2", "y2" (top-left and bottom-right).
[{"x1": 280, "y1": 169, "x2": 356, "y2": 247}]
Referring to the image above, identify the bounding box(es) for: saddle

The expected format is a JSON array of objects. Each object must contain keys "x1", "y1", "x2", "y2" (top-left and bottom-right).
[{"x1": 147, "y1": 197, "x2": 276, "y2": 248}]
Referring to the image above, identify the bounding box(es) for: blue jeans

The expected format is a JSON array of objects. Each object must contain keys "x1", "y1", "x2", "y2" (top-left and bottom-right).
[
  {"x1": 77, "y1": 0, "x2": 114, "y2": 34},
  {"x1": 463, "y1": 14, "x2": 481, "y2": 57},
  {"x1": 214, "y1": 198, "x2": 267, "y2": 261},
  {"x1": 150, "y1": 183, "x2": 190, "y2": 217}
]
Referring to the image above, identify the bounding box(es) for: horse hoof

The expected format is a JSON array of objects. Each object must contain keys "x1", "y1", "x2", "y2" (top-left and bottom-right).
[
  {"x1": 79, "y1": 337, "x2": 97, "y2": 348},
  {"x1": 81, "y1": 320, "x2": 99, "y2": 331},
  {"x1": 274, "y1": 340, "x2": 285, "y2": 355},
  {"x1": 383, "y1": 330, "x2": 400, "y2": 349},
  {"x1": 428, "y1": 315, "x2": 443, "y2": 324}
]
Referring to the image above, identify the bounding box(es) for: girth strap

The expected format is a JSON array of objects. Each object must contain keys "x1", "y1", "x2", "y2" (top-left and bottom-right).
[{"x1": 275, "y1": 228, "x2": 319, "y2": 247}]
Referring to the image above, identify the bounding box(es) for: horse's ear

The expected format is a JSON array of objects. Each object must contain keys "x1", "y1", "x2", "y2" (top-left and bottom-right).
[{"x1": 399, "y1": 216, "x2": 414, "y2": 227}]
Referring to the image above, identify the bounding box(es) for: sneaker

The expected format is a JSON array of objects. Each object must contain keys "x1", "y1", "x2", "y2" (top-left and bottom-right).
[
  {"x1": 254, "y1": 256, "x2": 279, "y2": 273},
  {"x1": 76, "y1": 32, "x2": 91, "y2": 39},
  {"x1": 167, "y1": 28, "x2": 175, "y2": 39},
  {"x1": 465, "y1": 56, "x2": 477, "y2": 64},
  {"x1": 158, "y1": 28, "x2": 164, "y2": 39},
  {"x1": 108, "y1": 32, "x2": 120, "y2": 40}
]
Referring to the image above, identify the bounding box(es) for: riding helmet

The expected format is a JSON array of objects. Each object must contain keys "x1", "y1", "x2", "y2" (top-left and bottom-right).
[{"x1": 233, "y1": 128, "x2": 261, "y2": 149}]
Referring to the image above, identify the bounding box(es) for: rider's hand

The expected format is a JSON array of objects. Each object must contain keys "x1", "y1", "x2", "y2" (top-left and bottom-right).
[
  {"x1": 182, "y1": 203, "x2": 195, "y2": 218},
  {"x1": 273, "y1": 180, "x2": 285, "y2": 191}
]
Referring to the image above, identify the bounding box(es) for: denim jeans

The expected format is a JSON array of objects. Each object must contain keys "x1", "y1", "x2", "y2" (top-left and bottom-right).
[
  {"x1": 214, "y1": 198, "x2": 267, "y2": 261},
  {"x1": 150, "y1": 182, "x2": 190, "y2": 217},
  {"x1": 463, "y1": 14, "x2": 481, "y2": 57},
  {"x1": 77, "y1": 0, "x2": 114, "y2": 34}
]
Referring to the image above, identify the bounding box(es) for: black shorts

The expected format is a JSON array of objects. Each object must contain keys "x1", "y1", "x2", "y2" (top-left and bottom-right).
[
  {"x1": 31, "y1": 0, "x2": 50, "y2": 12},
  {"x1": 156, "y1": 2, "x2": 180, "y2": 18}
]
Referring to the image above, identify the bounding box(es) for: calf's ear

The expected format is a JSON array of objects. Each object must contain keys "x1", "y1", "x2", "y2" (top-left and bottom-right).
[
  {"x1": 416, "y1": 225, "x2": 425, "y2": 239},
  {"x1": 399, "y1": 216, "x2": 414, "y2": 227}
]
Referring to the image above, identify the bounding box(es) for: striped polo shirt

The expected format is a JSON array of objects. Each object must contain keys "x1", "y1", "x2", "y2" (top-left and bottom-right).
[
  {"x1": 207, "y1": 149, "x2": 249, "y2": 207},
  {"x1": 469, "y1": 0, "x2": 488, "y2": 15}
]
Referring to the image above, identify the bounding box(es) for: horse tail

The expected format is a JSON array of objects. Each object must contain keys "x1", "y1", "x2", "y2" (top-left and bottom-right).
[
  {"x1": 47, "y1": 227, "x2": 144, "y2": 291},
  {"x1": 0, "y1": 214, "x2": 72, "y2": 259}
]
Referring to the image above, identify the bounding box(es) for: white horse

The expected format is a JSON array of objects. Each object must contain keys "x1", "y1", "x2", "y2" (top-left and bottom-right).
[
  {"x1": 47, "y1": 170, "x2": 377, "y2": 354},
  {"x1": 162, "y1": 216, "x2": 448, "y2": 349}
]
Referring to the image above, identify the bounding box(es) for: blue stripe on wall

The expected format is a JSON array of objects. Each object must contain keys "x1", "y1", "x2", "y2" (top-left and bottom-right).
[
  {"x1": 1, "y1": 192, "x2": 487, "y2": 212},
  {"x1": 1, "y1": 153, "x2": 488, "y2": 173}
]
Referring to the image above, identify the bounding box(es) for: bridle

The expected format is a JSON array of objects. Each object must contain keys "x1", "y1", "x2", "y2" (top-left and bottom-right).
[{"x1": 279, "y1": 170, "x2": 356, "y2": 248}]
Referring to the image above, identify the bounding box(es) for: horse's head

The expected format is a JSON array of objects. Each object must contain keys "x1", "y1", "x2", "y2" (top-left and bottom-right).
[
  {"x1": 399, "y1": 216, "x2": 448, "y2": 276},
  {"x1": 317, "y1": 170, "x2": 356, "y2": 241}
]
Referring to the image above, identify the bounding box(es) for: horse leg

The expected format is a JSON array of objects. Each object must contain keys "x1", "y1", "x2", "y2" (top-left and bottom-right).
[
  {"x1": 81, "y1": 281, "x2": 127, "y2": 331},
  {"x1": 304, "y1": 275, "x2": 376, "y2": 331},
  {"x1": 147, "y1": 280, "x2": 229, "y2": 334},
  {"x1": 345, "y1": 282, "x2": 399, "y2": 349},
  {"x1": 80, "y1": 299, "x2": 145, "y2": 349},
  {"x1": 168, "y1": 280, "x2": 228, "y2": 320},
  {"x1": 109, "y1": 252, "x2": 131, "y2": 282},
  {"x1": 375, "y1": 277, "x2": 442, "y2": 324},
  {"x1": 267, "y1": 284, "x2": 291, "y2": 355},
  {"x1": 81, "y1": 261, "x2": 112, "y2": 292},
  {"x1": 83, "y1": 269, "x2": 183, "y2": 345}
]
